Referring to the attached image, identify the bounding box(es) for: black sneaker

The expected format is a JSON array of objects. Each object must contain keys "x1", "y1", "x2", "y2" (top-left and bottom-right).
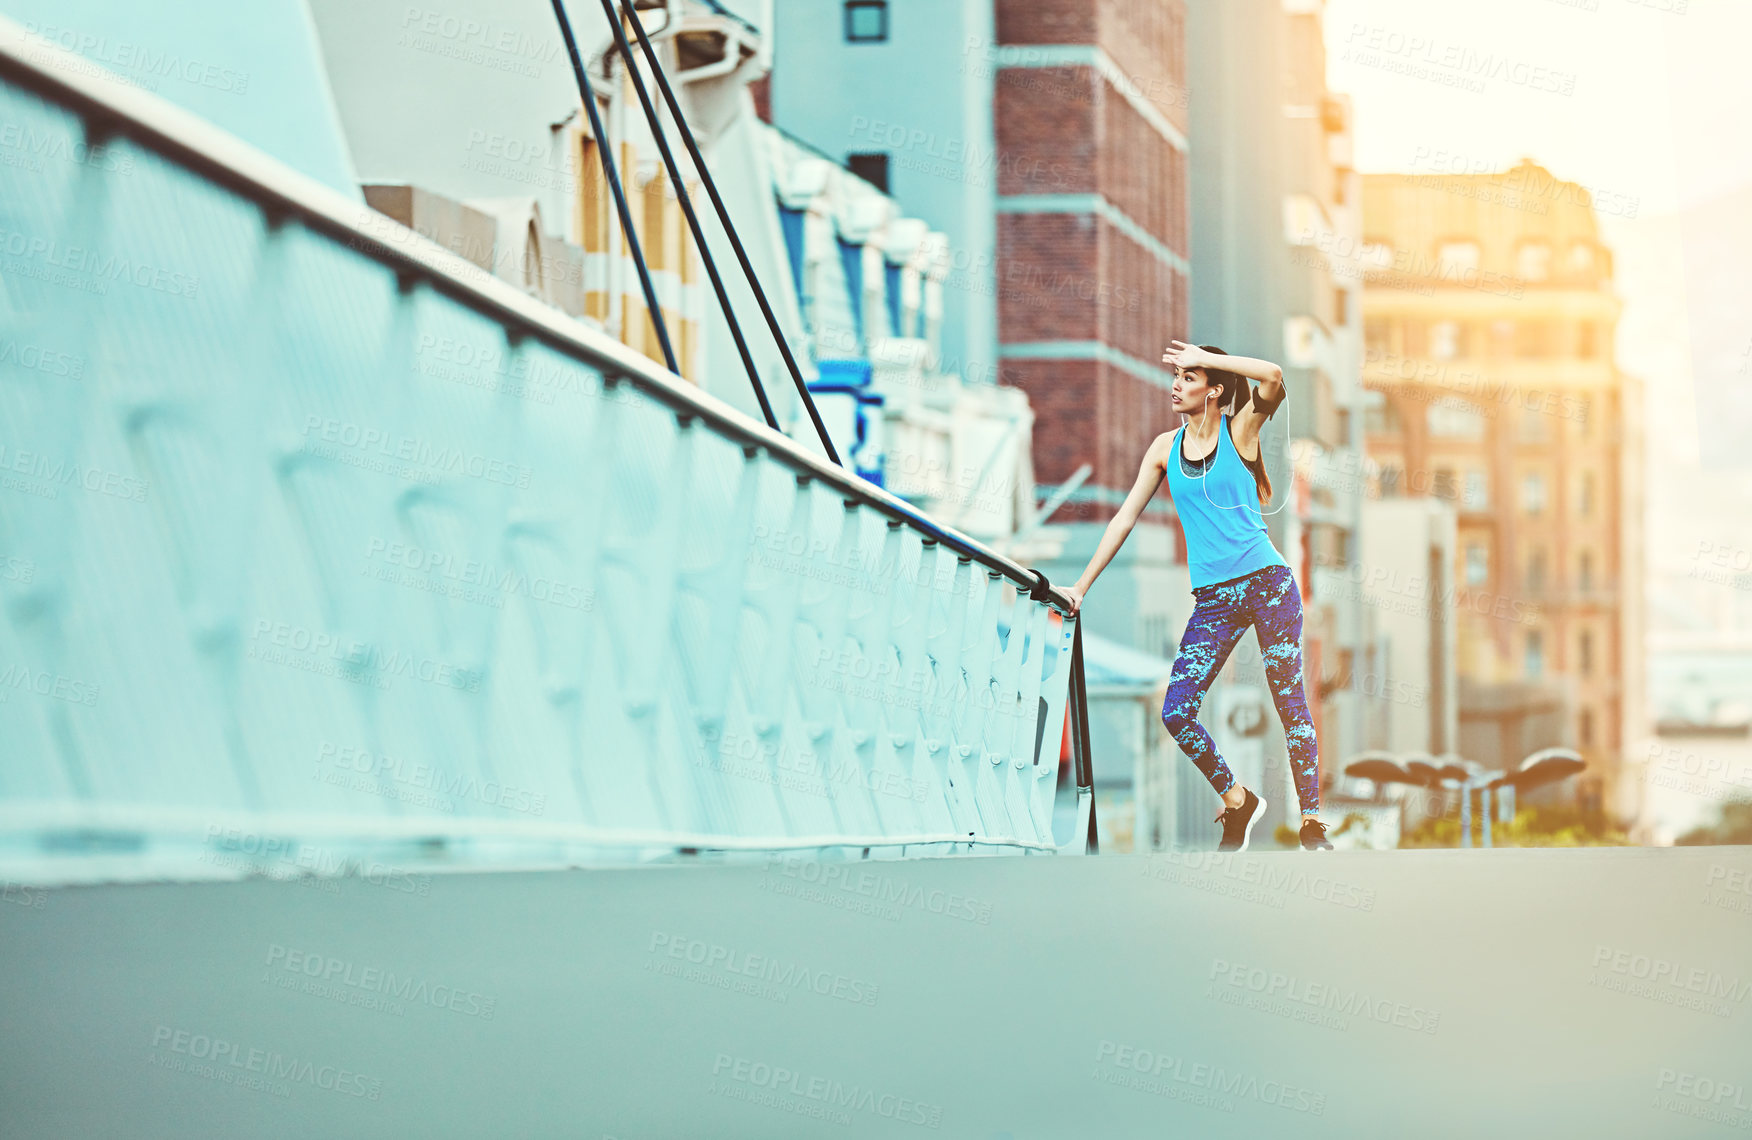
[
  {"x1": 1215, "y1": 788, "x2": 1265, "y2": 852},
  {"x1": 1299, "y1": 818, "x2": 1334, "y2": 851}
]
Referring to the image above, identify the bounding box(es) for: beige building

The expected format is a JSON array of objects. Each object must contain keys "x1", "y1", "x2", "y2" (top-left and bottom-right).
[{"x1": 1358, "y1": 161, "x2": 1645, "y2": 821}]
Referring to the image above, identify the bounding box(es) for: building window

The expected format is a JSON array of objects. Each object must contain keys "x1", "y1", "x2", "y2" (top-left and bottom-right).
[
  {"x1": 1580, "y1": 630, "x2": 1594, "y2": 676},
  {"x1": 846, "y1": 152, "x2": 890, "y2": 193},
  {"x1": 1428, "y1": 400, "x2": 1487, "y2": 440},
  {"x1": 1430, "y1": 320, "x2": 1469, "y2": 360},
  {"x1": 1465, "y1": 542, "x2": 1489, "y2": 585},
  {"x1": 1579, "y1": 550, "x2": 1594, "y2": 590},
  {"x1": 1579, "y1": 472, "x2": 1594, "y2": 516},
  {"x1": 1518, "y1": 403, "x2": 1550, "y2": 443},
  {"x1": 1437, "y1": 240, "x2": 1480, "y2": 275},
  {"x1": 1568, "y1": 242, "x2": 1597, "y2": 277},
  {"x1": 1464, "y1": 470, "x2": 1489, "y2": 510},
  {"x1": 1333, "y1": 287, "x2": 1350, "y2": 328},
  {"x1": 1580, "y1": 706, "x2": 1594, "y2": 746},
  {"x1": 1517, "y1": 242, "x2": 1552, "y2": 282},
  {"x1": 1432, "y1": 467, "x2": 1458, "y2": 501},
  {"x1": 1361, "y1": 240, "x2": 1395, "y2": 269},
  {"x1": 1527, "y1": 548, "x2": 1547, "y2": 591},
  {"x1": 844, "y1": 0, "x2": 888, "y2": 42},
  {"x1": 1489, "y1": 319, "x2": 1517, "y2": 358},
  {"x1": 1365, "y1": 396, "x2": 1401, "y2": 435},
  {"x1": 1521, "y1": 472, "x2": 1547, "y2": 515},
  {"x1": 1378, "y1": 465, "x2": 1402, "y2": 497},
  {"x1": 1525, "y1": 631, "x2": 1544, "y2": 678}
]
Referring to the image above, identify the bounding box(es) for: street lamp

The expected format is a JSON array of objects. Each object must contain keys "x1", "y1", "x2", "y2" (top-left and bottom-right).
[
  {"x1": 1342, "y1": 749, "x2": 1585, "y2": 849},
  {"x1": 1481, "y1": 748, "x2": 1586, "y2": 845}
]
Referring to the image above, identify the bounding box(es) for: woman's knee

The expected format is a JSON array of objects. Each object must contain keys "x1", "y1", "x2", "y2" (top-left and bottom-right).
[{"x1": 1162, "y1": 706, "x2": 1199, "y2": 736}]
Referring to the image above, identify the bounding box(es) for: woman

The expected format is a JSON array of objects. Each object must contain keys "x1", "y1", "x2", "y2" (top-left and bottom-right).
[{"x1": 1059, "y1": 342, "x2": 1330, "y2": 852}]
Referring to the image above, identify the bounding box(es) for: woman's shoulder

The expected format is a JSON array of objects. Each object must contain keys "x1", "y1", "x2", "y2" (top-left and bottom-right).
[{"x1": 1145, "y1": 428, "x2": 1184, "y2": 472}]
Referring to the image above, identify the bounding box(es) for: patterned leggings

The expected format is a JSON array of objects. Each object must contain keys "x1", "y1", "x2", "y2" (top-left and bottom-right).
[{"x1": 1160, "y1": 563, "x2": 1320, "y2": 813}]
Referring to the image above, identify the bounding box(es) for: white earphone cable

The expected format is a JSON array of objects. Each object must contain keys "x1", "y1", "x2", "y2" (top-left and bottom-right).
[{"x1": 1189, "y1": 384, "x2": 1293, "y2": 517}]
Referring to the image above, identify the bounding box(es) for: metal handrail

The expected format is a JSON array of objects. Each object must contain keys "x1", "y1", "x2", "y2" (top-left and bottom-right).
[
  {"x1": 0, "y1": 15, "x2": 1098, "y2": 853},
  {"x1": 0, "y1": 17, "x2": 1073, "y2": 616}
]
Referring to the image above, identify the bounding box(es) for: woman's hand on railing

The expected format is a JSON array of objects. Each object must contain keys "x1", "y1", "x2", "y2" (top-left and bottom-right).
[{"x1": 1059, "y1": 584, "x2": 1085, "y2": 616}]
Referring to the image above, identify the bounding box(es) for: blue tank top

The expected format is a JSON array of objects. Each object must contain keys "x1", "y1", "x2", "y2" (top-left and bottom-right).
[{"x1": 1164, "y1": 414, "x2": 1289, "y2": 588}]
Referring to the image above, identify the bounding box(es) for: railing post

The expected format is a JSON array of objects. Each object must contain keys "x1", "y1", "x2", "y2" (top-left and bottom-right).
[{"x1": 1067, "y1": 620, "x2": 1098, "y2": 855}]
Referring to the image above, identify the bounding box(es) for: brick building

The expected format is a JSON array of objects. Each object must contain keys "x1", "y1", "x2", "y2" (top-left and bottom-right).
[
  {"x1": 759, "y1": 0, "x2": 1192, "y2": 653},
  {"x1": 1360, "y1": 161, "x2": 1647, "y2": 818},
  {"x1": 986, "y1": 0, "x2": 1191, "y2": 533}
]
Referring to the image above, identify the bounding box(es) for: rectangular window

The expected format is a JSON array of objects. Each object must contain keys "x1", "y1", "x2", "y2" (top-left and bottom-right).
[
  {"x1": 1525, "y1": 631, "x2": 1544, "y2": 678},
  {"x1": 845, "y1": 0, "x2": 888, "y2": 42},
  {"x1": 1521, "y1": 472, "x2": 1546, "y2": 515},
  {"x1": 1580, "y1": 630, "x2": 1594, "y2": 675},
  {"x1": 1463, "y1": 470, "x2": 1489, "y2": 509},
  {"x1": 1517, "y1": 403, "x2": 1550, "y2": 444},
  {"x1": 1526, "y1": 548, "x2": 1546, "y2": 591},
  {"x1": 1432, "y1": 468, "x2": 1458, "y2": 501},
  {"x1": 1580, "y1": 706, "x2": 1593, "y2": 746},
  {"x1": 1490, "y1": 319, "x2": 1516, "y2": 358},
  {"x1": 1428, "y1": 400, "x2": 1487, "y2": 440},
  {"x1": 1365, "y1": 397, "x2": 1401, "y2": 436},
  {"x1": 846, "y1": 152, "x2": 890, "y2": 193},
  {"x1": 1378, "y1": 465, "x2": 1402, "y2": 497},
  {"x1": 1438, "y1": 241, "x2": 1480, "y2": 275},
  {"x1": 1465, "y1": 542, "x2": 1489, "y2": 586},
  {"x1": 1430, "y1": 320, "x2": 1469, "y2": 360}
]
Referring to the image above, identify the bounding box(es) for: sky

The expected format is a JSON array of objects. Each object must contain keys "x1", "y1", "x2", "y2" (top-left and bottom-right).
[
  {"x1": 1322, "y1": 0, "x2": 1752, "y2": 215},
  {"x1": 1323, "y1": 0, "x2": 1752, "y2": 628}
]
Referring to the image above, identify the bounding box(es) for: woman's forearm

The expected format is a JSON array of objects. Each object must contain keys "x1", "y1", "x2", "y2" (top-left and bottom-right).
[
  {"x1": 1211, "y1": 352, "x2": 1283, "y2": 386},
  {"x1": 1075, "y1": 512, "x2": 1135, "y2": 592}
]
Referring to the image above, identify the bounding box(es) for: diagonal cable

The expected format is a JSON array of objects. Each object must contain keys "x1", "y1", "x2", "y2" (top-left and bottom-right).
[
  {"x1": 595, "y1": 0, "x2": 779, "y2": 430},
  {"x1": 616, "y1": 0, "x2": 842, "y2": 466},
  {"x1": 550, "y1": 0, "x2": 680, "y2": 375}
]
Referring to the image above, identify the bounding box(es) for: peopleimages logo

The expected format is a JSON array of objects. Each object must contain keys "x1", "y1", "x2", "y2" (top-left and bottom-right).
[
  {"x1": 148, "y1": 1025, "x2": 382, "y2": 1100},
  {"x1": 300, "y1": 416, "x2": 532, "y2": 489},
  {"x1": 648, "y1": 932, "x2": 880, "y2": 1006},
  {"x1": 1655, "y1": 1068, "x2": 1752, "y2": 1115},
  {"x1": 709, "y1": 1054, "x2": 943, "y2": 1129},
  {"x1": 22, "y1": 21, "x2": 249, "y2": 93},
  {"x1": 1208, "y1": 958, "x2": 1441, "y2": 1034},
  {"x1": 1093, "y1": 1040, "x2": 1327, "y2": 1115},
  {"x1": 264, "y1": 944, "x2": 495, "y2": 1019},
  {"x1": 0, "y1": 442, "x2": 148, "y2": 503},
  {"x1": 0, "y1": 227, "x2": 200, "y2": 297},
  {"x1": 762, "y1": 855, "x2": 995, "y2": 924},
  {"x1": 1589, "y1": 945, "x2": 1752, "y2": 1017},
  {"x1": 1141, "y1": 852, "x2": 1377, "y2": 912},
  {"x1": 313, "y1": 741, "x2": 548, "y2": 817},
  {"x1": 246, "y1": 619, "x2": 482, "y2": 693}
]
